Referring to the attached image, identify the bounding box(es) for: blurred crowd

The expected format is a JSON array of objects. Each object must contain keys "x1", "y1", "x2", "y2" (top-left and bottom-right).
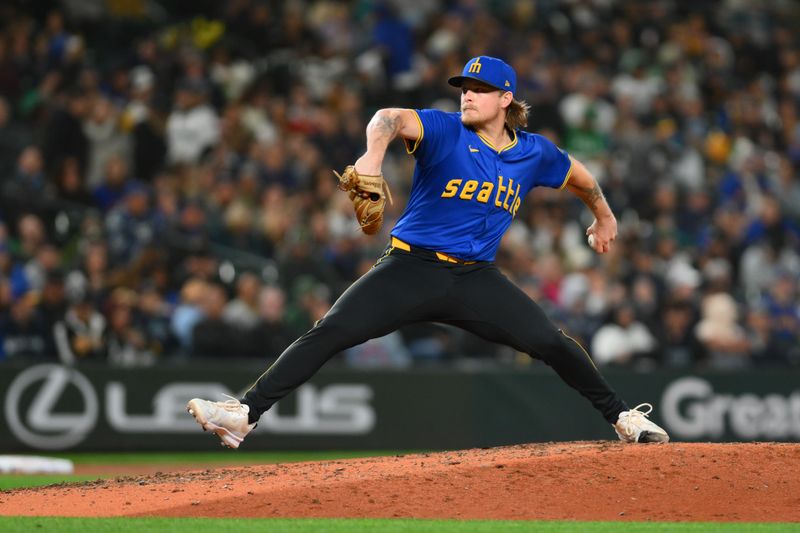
[{"x1": 0, "y1": 0, "x2": 798, "y2": 370}]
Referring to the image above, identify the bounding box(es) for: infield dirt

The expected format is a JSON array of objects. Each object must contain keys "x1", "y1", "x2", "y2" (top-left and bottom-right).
[{"x1": 1, "y1": 441, "x2": 799, "y2": 522}]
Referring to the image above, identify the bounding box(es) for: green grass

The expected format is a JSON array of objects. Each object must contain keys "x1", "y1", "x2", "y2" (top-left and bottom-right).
[
  {"x1": 0, "y1": 475, "x2": 99, "y2": 490},
  {"x1": 0, "y1": 518, "x2": 797, "y2": 532}
]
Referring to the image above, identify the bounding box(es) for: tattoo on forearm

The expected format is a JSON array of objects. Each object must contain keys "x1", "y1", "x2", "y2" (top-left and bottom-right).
[
  {"x1": 587, "y1": 182, "x2": 604, "y2": 206},
  {"x1": 572, "y1": 181, "x2": 606, "y2": 209}
]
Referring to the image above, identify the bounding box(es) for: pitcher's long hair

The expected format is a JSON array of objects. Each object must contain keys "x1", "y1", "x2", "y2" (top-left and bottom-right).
[{"x1": 506, "y1": 98, "x2": 531, "y2": 130}]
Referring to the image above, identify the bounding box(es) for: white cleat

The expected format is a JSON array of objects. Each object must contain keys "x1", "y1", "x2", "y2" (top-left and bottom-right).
[
  {"x1": 186, "y1": 396, "x2": 256, "y2": 449},
  {"x1": 614, "y1": 403, "x2": 670, "y2": 443}
]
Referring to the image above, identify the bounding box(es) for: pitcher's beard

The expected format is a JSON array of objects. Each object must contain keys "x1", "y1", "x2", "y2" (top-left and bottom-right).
[
  {"x1": 461, "y1": 109, "x2": 501, "y2": 129},
  {"x1": 460, "y1": 112, "x2": 484, "y2": 128}
]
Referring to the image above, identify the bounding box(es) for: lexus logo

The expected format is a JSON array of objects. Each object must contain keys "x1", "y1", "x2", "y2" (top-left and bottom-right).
[{"x1": 5, "y1": 365, "x2": 99, "y2": 450}]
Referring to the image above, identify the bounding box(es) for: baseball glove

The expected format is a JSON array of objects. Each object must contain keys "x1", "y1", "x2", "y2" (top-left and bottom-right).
[{"x1": 334, "y1": 165, "x2": 393, "y2": 235}]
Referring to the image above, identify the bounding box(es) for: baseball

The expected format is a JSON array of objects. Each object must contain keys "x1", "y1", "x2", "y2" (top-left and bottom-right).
[{"x1": 588, "y1": 234, "x2": 596, "y2": 248}]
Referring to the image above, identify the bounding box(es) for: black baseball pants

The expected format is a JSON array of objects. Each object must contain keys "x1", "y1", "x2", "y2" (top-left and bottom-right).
[{"x1": 242, "y1": 243, "x2": 629, "y2": 425}]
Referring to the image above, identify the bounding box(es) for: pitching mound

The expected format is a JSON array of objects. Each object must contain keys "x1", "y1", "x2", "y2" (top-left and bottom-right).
[{"x1": 1, "y1": 442, "x2": 799, "y2": 522}]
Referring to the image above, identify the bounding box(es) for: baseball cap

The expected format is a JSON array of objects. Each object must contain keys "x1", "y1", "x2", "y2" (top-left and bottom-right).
[{"x1": 448, "y1": 56, "x2": 516, "y2": 95}]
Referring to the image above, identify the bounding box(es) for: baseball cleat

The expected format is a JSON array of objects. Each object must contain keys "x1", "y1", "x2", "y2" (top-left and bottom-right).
[
  {"x1": 613, "y1": 403, "x2": 670, "y2": 443},
  {"x1": 186, "y1": 396, "x2": 256, "y2": 449}
]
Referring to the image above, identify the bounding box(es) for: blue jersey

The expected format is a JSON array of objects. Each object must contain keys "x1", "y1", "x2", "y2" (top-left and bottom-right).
[{"x1": 391, "y1": 109, "x2": 573, "y2": 261}]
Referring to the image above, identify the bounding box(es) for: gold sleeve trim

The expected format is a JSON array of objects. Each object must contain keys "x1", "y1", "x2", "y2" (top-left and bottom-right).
[
  {"x1": 403, "y1": 110, "x2": 424, "y2": 155},
  {"x1": 558, "y1": 157, "x2": 574, "y2": 190}
]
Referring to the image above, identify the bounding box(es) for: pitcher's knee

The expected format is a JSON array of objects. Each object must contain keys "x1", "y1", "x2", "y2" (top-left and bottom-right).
[
  {"x1": 527, "y1": 330, "x2": 576, "y2": 363},
  {"x1": 306, "y1": 316, "x2": 368, "y2": 350}
]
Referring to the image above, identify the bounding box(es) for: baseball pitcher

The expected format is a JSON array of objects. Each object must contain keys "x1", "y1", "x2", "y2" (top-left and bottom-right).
[{"x1": 187, "y1": 56, "x2": 669, "y2": 448}]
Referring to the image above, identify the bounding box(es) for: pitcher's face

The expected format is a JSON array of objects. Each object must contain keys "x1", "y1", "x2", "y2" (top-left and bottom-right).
[{"x1": 460, "y1": 79, "x2": 510, "y2": 127}]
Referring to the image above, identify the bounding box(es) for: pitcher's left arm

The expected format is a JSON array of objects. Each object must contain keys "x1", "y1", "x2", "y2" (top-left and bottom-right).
[{"x1": 564, "y1": 156, "x2": 617, "y2": 254}]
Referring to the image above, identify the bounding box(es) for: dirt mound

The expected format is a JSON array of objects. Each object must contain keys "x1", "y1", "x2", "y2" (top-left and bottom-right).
[{"x1": 1, "y1": 442, "x2": 799, "y2": 522}]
